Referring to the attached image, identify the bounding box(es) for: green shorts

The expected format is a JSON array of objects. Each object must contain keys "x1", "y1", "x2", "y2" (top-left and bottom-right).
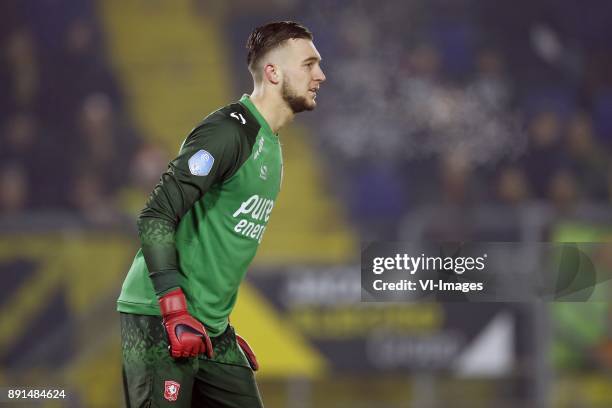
[{"x1": 120, "y1": 313, "x2": 263, "y2": 408}]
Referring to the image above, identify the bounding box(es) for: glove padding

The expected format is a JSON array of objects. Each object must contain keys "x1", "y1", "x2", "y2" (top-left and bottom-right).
[
  {"x1": 159, "y1": 288, "x2": 213, "y2": 359},
  {"x1": 236, "y1": 334, "x2": 259, "y2": 371}
]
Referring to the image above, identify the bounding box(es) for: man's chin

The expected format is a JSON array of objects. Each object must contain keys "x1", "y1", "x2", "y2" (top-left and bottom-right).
[
  {"x1": 286, "y1": 98, "x2": 314, "y2": 113},
  {"x1": 304, "y1": 98, "x2": 317, "y2": 111},
  {"x1": 282, "y1": 88, "x2": 318, "y2": 113}
]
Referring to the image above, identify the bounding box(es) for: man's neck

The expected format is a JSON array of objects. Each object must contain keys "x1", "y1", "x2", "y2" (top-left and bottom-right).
[{"x1": 249, "y1": 89, "x2": 294, "y2": 133}]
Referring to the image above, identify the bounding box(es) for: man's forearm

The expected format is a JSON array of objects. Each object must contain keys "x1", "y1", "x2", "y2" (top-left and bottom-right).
[{"x1": 138, "y1": 216, "x2": 181, "y2": 296}]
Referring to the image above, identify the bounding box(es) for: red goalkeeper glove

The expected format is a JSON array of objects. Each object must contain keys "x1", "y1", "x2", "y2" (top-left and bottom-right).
[
  {"x1": 236, "y1": 334, "x2": 259, "y2": 371},
  {"x1": 159, "y1": 288, "x2": 213, "y2": 359}
]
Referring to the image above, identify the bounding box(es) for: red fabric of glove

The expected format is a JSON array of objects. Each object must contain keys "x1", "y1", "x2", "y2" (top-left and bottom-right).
[
  {"x1": 236, "y1": 334, "x2": 259, "y2": 371},
  {"x1": 159, "y1": 288, "x2": 213, "y2": 359}
]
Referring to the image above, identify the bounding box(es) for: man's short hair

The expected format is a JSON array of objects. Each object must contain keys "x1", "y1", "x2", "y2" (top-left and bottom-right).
[{"x1": 246, "y1": 21, "x2": 313, "y2": 73}]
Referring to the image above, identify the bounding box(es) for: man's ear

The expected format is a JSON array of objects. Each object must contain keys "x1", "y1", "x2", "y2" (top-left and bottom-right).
[{"x1": 264, "y1": 64, "x2": 280, "y2": 85}]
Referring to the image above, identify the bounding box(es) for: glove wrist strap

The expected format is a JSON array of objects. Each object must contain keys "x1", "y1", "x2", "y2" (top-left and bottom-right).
[{"x1": 159, "y1": 288, "x2": 188, "y2": 317}]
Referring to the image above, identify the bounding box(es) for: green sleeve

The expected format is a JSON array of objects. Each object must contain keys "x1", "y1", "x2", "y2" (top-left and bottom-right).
[{"x1": 137, "y1": 119, "x2": 243, "y2": 296}]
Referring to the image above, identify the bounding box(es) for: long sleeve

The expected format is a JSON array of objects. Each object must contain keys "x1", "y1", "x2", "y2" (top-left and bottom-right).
[{"x1": 138, "y1": 119, "x2": 244, "y2": 296}]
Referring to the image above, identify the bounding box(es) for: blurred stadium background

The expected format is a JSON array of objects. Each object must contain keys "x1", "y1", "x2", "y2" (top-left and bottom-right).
[{"x1": 2, "y1": 0, "x2": 612, "y2": 406}]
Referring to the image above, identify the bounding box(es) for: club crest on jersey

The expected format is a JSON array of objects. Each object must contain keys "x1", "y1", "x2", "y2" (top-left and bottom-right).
[
  {"x1": 188, "y1": 149, "x2": 214, "y2": 176},
  {"x1": 164, "y1": 380, "x2": 180, "y2": 401}
]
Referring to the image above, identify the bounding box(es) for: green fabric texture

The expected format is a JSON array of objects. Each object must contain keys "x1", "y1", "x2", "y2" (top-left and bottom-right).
[
  {"x1": 121, "y1": 313, "x2": 262, "y2": 408},
  {"x1": 118, "y1": 95, "x2": 283, "y2": 336}
]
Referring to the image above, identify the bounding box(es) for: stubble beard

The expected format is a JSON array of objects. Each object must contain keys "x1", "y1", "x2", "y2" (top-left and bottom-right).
[{"x1": 281, "y1": 78, "x2": 315, "y2": 114}]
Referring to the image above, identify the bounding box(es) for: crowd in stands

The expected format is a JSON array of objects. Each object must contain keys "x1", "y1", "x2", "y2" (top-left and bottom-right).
[
  {"x1": 3, "y1": 1, "x2": 612, "y2": 236},
  {"x1": 290, "y1": 0, "x2": 612, "y2": 237},
  {"x1": 0, "y1": 1, "x2": 167, "y2": 224}
]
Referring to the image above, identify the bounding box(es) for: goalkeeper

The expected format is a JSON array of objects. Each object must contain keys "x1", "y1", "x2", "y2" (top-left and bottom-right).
[{"x1": 117, "y1": 21, "x2": 325, "y2": 407}]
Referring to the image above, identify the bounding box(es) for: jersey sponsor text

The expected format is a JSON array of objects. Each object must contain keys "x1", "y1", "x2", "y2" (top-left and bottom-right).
[{"x1": 232, "y1": 194, "x2": 275, "y2": 243}]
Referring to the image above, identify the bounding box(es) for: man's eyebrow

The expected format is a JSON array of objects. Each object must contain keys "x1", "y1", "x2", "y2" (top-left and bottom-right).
[{"x1": 302, "y1": 56, "x2": 321, "y2": 63}]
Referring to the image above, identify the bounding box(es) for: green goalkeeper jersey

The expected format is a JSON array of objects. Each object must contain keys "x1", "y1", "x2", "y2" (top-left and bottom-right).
[{"x1": 117, "y1": 95, "x2": 283, "y2": 336}]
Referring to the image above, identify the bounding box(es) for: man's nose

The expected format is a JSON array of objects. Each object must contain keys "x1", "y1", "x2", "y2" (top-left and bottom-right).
[{"x1": 314, "y1": 66, "x2": 326, "y2": 83}]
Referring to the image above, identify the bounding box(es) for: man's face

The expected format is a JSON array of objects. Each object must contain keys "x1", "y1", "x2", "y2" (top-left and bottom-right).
[{"x1": 277, "y1": 39, "x2": 326, "y2": 113}]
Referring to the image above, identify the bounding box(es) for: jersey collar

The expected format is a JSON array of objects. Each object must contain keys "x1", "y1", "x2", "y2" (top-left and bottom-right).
[{"x1": 239, "y1": 94, "x2": 276, "y2": 138}]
